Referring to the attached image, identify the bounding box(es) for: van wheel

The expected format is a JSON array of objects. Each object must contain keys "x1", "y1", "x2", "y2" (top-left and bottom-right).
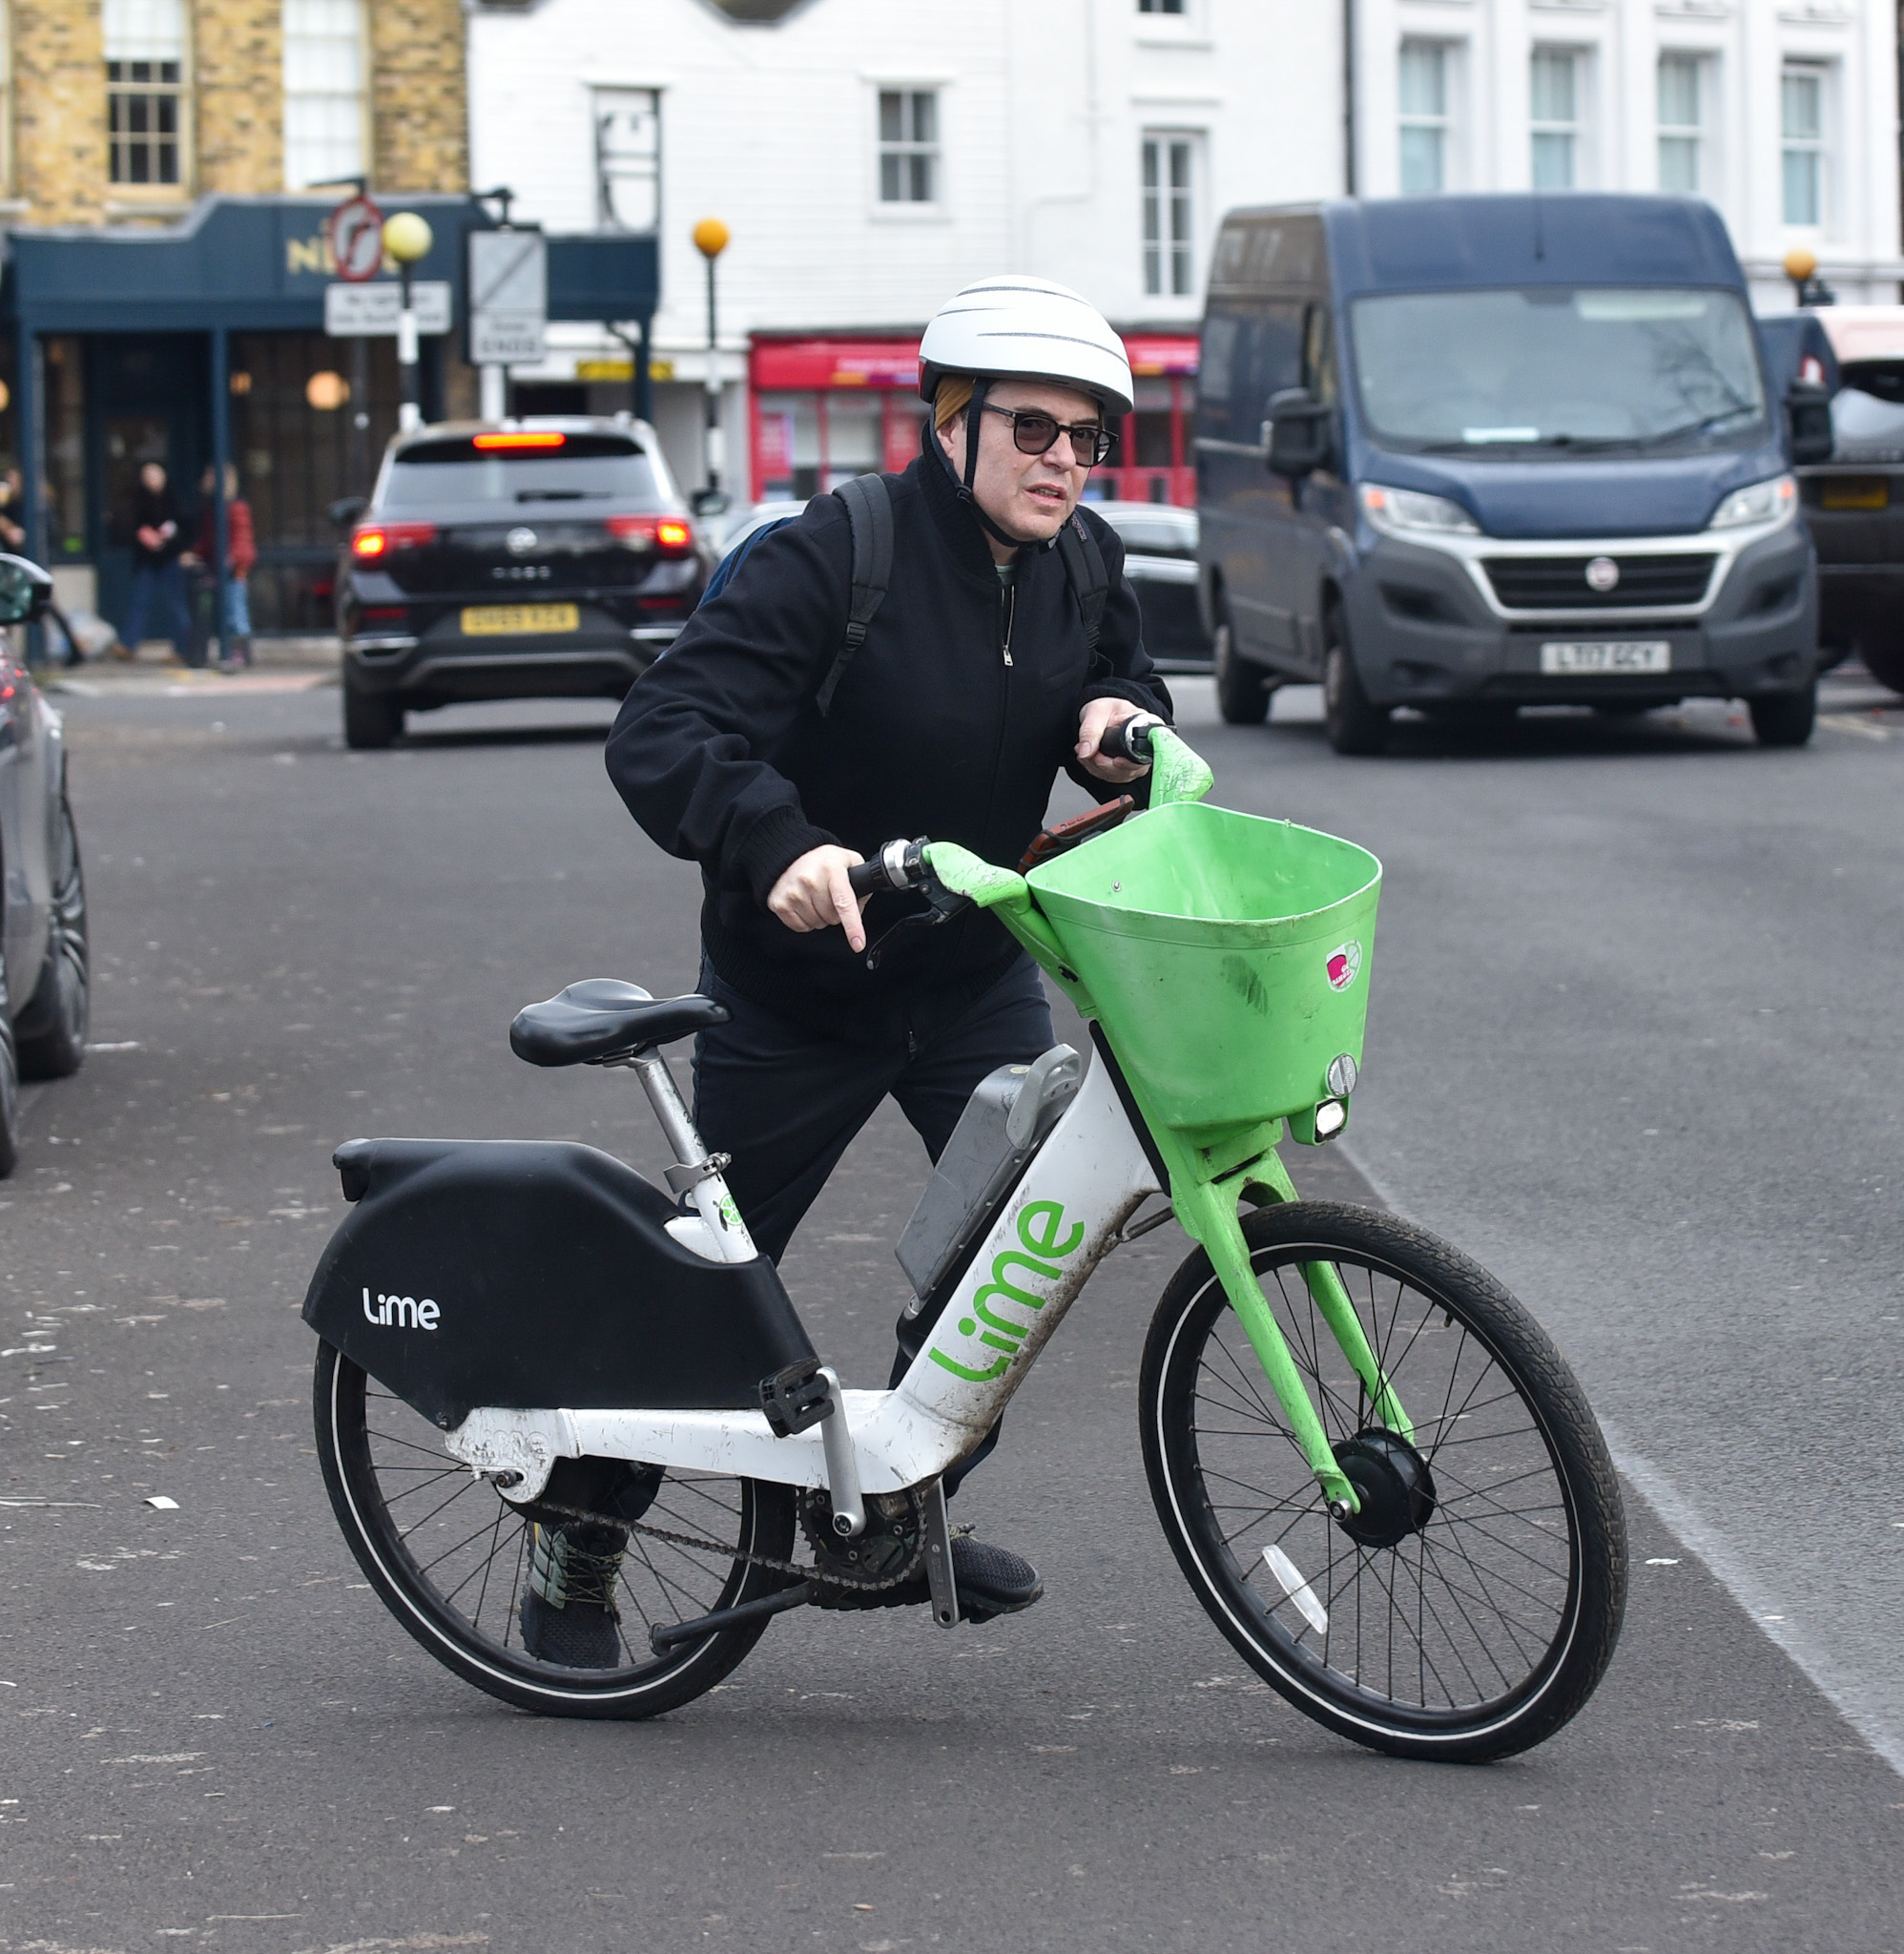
[
  {"x1": 343, "y1": 681, "x2": 403, "y2": 750},
  {"x1": 1749, "y1": 681, "x2": 1816, "y2": 748},
  {"x1": 1323, "y1": 610, "x2": 1390, "y2": 757},
  {"x1": 1213, "y1": 621, "x2": 1272, "y2": 725}
]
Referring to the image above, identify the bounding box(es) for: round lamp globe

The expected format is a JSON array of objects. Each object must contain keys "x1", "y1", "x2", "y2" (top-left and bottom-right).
[
  {"x1": 693, "y1": 218, "x2": 731, "y2": 260},
  {"x1": 383, "y1": 212, "x2": 434, "y2": 266}
]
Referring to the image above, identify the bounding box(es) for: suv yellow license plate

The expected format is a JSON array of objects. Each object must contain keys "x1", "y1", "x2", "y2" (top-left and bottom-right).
[
  {"x1": 461, "y1": 603, "x2": 579, "y2": 635},
  {"x1": 1540, "y1": 639, "x2": 1671, "y2": 675}
]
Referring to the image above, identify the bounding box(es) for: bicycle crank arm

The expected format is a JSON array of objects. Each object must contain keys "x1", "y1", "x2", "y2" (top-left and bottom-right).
[{"x1": 648, "y1": 1577, "x2": 815, "y2": 1655}]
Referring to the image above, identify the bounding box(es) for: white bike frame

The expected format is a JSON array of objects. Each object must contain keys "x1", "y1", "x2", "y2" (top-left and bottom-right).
[{"x1": 444, "y1": 1049, "x2": 1161, "y2": 1510}]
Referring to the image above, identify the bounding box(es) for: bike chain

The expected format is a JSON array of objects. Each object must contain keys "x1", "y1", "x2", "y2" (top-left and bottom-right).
[{"x1": 526, "y1": 1488, "x2": 932, "y2": 1596}]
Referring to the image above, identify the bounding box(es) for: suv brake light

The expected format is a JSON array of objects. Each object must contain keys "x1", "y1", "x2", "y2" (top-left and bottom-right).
[
  {"x1": 353, "y1": 521, "x2": 438, "y2": 559},
  {"x1": 606, "y1": 513, "x2": 694, "y2": 556},
  {"x1": 473, "y1": 430, "x2": 567, "y2": 450}
]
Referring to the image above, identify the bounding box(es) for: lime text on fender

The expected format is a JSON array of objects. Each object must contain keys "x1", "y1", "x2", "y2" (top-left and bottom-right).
[
  {"x1": 928, "y1": 1200, "x2": 1085, "y2": 1382},
  {"x1": 362, "y1": 1286, "x2": 440, "y2": 1330}
]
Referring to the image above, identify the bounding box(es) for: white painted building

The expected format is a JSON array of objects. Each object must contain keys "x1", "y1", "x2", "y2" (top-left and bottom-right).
[
  {"x1": 465, "y1": 0, "x2": 1341, "y2": 503},
  {"x1": 1351, "y1": 0, "x2": 1902, "y2": 309},
  {"x1": 466, "y1": 0, "x2": 1902, "y2": 501}
]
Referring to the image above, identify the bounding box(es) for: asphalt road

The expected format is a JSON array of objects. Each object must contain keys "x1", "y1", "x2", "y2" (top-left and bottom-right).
[{"x1": 2, "y1": 668, "x2": 1901, "y2": 1953}]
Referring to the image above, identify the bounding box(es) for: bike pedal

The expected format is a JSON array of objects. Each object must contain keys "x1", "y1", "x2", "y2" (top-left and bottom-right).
[{"x1": 760, "y1": 1359, "x2": 833, "y2": 1438}]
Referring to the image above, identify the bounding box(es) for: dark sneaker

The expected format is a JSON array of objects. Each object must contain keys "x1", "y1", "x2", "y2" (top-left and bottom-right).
[
  {"x1": 951, "y1": 1535, "x2": 1044, "y2": 1621},
  {"x1": 517, "y1": 1521, "x2": 628, "y2": 1668}
]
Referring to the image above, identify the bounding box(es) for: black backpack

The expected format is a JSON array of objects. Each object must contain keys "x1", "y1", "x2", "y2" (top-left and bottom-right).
[{"x1": 700, "y1": 474, "x2": 1111, "y2": 717}]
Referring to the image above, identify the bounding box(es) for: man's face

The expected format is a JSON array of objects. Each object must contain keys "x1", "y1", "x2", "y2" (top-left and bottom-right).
[
  {"x1": 937, "y1": 379, "x2": 1105, "y2": 546},
  {"x1": 140, "y1": 463, "x2": 166, "y2": 494}
]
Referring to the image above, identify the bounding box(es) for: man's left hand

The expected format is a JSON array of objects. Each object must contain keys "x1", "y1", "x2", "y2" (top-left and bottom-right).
[{"x1": 1076, "y1": 697, "x2": 1153, "y2": 783}]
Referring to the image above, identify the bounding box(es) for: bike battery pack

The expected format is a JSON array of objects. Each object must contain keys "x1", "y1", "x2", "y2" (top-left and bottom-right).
[{"x1": 896, "y1": 1044, "x2": 1083, "y2": 1304}]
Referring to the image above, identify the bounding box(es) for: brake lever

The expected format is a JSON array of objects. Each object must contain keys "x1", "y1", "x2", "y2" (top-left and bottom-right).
[{"x1": 863, "y1": 883, "x2": 972, "y2": 970}]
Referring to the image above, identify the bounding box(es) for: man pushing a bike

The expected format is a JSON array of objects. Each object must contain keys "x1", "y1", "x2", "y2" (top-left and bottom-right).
[{"x1": 583, "y1": 277, "x2": 1170, "y2": 1660}]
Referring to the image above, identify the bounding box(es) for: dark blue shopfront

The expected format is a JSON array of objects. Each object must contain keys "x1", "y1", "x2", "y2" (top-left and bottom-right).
[{"x1": 1, "y1": 196, "x2": 658, "y2": 637}]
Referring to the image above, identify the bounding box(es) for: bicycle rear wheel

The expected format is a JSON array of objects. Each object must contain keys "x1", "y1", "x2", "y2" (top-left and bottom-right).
[
  {"x1": 314, "y1": 1341, "x2": 797, "y2": 1718},
  {"x1": 1141, "y1": 1201, "x2": 1625, "y2": 1761}
]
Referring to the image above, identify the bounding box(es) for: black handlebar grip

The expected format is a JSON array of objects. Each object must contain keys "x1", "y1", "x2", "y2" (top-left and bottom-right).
[
  {"x1": 846, "y1": 860, "x2": 889, "y2": 898},
  {"x1": 1097, "y1": 715, "x2": 1161, "y2": 764}
]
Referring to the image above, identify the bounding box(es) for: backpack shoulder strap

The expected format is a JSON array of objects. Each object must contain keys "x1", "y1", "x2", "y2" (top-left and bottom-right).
[
  {"x1": 815, "y1": 473, "x2": 895, "y2": 716},
  {"x1": 702, "y1": 513, "x2": 791, "y2": 607},
  {"x1": 1055, "y1": 509, "x2": 1109, "y2": 650}
]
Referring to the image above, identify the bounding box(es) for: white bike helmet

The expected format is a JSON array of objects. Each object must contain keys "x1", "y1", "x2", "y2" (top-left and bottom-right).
[{"x1": 920, "y1": 276, "x2": 1134, "y2": 418}]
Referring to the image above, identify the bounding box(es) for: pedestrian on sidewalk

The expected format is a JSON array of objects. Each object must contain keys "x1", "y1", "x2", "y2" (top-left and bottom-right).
[
  {"x1": 0, "y1": 466, "x2": 27, "y2": 554},
  {"x1": 187, "y1": 462, "x2": 256, "y2": 671},
  {"x1": 116, "y1": 461, "x2": 197, "y2": 666}
]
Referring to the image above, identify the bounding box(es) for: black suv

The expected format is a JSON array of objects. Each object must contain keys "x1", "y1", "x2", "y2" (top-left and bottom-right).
[{"x1": 336, "y1": 417, "x2": 712, "y2": 748}]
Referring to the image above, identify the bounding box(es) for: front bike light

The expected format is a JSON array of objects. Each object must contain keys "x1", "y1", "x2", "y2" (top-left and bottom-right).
[
  {"x1": 1359, "y1": 484, "x2": 1480, "y2": 538},
  {"x1": 1707, "y1": 473, "x2": 1797, "y2": 530},
  {"x1": 1313, "y1": 1099, "x2": 1348, "y2": 1140}
]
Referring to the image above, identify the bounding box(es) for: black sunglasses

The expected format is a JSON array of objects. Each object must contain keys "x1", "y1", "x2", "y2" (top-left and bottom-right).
[{"x1": 982, "y1": 405, "x2": 1116, "y2": 468}]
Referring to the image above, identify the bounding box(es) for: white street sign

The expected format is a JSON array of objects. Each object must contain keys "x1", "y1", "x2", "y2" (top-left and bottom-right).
[
  {"x1": 325, "y1": 281, "x2": 452, "y2": 338},
  {"x1": 468, "y1": 230, "x2": 548, "y2": 366}
]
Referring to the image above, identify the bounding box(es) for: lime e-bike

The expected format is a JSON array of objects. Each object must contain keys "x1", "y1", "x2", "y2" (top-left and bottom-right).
[{"x1": 304, "y1": 720, "x2": 1625, "y2": 1762}]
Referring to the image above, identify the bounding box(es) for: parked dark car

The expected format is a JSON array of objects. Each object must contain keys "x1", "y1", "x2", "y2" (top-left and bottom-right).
[
  {"x1": 1786, "y1": 306, "x2": 1904, "y2": 695},
  {"x1": 0, "y1": 556, "x2": 89, "y2": 1175},
  {"x1": 1087, "y1": 501, "x2": 1211, "y2": 669},
  {"x1": 1198, "y1": 196, "x2": 1832, "y2": 755},
  {"x1": 334, "y1": 417, "x2": 714, "y2": 749}
]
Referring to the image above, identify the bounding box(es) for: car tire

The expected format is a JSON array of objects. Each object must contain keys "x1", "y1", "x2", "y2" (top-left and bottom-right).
[
  {"x1": 1749, "y1": 681, "x2": 1816, "y2": 748},
  {"x1": 1213, "y1": 619, "x2": 1272, "y2": 725},
  {"x1": 1322, "y1": 608, "x2": 1390, "y2": 757},
  {"x1": 343, "y1": 682, "x2": 404, "y2": 751},
  {"x1": 0, "y1": 952, "x2": 19, "y2": 1181},
  {"x1": 15, "y1": 790, "x2": 88, "y2": 1081},
  {"x1": 1860, "y1": 629, "x2": 1904, "y2": 696}
]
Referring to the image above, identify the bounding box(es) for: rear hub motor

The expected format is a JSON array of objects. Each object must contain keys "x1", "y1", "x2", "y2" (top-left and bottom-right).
[{"x1": 1332, "y1": 1428, "x2": 1437, "y2": 1549}]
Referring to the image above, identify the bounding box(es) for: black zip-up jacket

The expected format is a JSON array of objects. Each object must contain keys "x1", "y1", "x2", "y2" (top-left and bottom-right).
[{"x1": 605, "y1": 442, "x2": 1172, "y2": 1036}]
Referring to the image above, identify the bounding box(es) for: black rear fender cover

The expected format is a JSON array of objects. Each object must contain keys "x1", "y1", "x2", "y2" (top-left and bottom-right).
[{"x1": 301, "y1": 1138, "x2": 815, "y2": 1429}]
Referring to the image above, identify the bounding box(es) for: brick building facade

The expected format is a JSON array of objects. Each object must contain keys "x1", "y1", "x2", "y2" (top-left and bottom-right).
[{"x1": 0, "y1": 0, "x2": 469, "y2": 640}]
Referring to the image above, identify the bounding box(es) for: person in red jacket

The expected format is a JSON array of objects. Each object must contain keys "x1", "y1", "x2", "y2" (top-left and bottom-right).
[{"x1": 188, "y1": 462, "x2": 257, "y2": 670}]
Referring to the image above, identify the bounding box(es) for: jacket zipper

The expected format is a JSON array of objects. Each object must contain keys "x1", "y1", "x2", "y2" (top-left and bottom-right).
[{"x1": 1001, "y1": 579, "x2": 1016, "y2": 667}]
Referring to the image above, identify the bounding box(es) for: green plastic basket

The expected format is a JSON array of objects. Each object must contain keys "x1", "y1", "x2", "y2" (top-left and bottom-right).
[{"x1": 1025, "y1": 800, "x2": 1381, "y2": 1133}]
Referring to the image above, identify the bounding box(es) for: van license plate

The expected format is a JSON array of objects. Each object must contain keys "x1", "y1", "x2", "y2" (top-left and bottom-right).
[
  {"x1": 1540, "y1": 639, "x2": 1670, "y2": 676},
  {"x1": 1820, "y1": 477, "x2": 1889, "y2": 510},
  {"x1": 461, "y1": 603, "x2": 580, "y2": 635}
]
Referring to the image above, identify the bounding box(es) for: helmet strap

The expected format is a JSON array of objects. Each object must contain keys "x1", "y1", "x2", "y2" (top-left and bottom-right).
[{"x1": 953, "y1": 377, "x2": 1041, "y2": 551}]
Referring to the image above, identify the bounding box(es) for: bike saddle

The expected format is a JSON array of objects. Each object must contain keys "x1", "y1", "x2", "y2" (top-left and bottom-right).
[{"x1": 509, "y1": 980, "x2": 729, "y2": 1068}]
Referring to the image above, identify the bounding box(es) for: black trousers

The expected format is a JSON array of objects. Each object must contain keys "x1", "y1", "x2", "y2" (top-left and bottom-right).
[{"x1": 692, "y1": 954, "x2": 1056, "y2": 1488}]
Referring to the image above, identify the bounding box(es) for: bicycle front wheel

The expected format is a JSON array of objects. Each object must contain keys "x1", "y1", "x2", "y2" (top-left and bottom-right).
[
  {"x1": 1141, "y1": 1201, "x2": 1625, "y2": 1761},
  {"x1": 314, "y1": 1341, "x2": 797, "y2": 1718}
]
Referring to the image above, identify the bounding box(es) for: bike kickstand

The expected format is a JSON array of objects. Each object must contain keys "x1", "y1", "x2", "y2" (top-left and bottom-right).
[{"x1": 922, "y1": 1479, "x2": 960, "y2": 1629}]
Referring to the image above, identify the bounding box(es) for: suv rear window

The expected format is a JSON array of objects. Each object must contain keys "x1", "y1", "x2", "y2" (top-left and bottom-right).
[{"x1": 381, "y1": 433, "x2": 660, "y2": 509}]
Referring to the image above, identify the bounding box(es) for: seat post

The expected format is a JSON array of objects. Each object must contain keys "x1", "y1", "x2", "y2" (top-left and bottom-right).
[{"x1": 630, "y1": 1051, "x2": 758, "y2": 1264}]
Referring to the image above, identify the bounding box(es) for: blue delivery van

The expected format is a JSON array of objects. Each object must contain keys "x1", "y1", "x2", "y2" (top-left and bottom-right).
[{"x1": 1195, "y1": 195, "x2": 1832, "y2": 753}]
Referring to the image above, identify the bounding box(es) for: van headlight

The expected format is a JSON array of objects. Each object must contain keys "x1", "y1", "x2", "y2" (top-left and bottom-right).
[
  {"x1": 1707, "y1": 474, "x2": 1797, "y2": 530},
  {"x1": 1359, "y1": 484, "x2": 1480, "y2": 537}
]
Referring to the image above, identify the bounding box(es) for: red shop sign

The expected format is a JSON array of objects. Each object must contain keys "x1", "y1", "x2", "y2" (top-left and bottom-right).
[
  {"x1": 753, "y1": 338, "x2": 922, "y2": 391},
  {"x1": 1122, "y1": 334, "x2": 1199, "y2": 377}
]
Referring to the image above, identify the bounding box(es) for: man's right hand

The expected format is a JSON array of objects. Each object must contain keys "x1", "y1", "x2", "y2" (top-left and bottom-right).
[{"x1": 767, "y1": 845, "x2": 871, "y2": 954}]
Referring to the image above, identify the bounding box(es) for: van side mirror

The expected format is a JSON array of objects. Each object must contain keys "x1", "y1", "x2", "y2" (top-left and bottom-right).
[
  {"x1": 1265, "y1": 387, "x2": 1333, "y2": 479},
  {"x1": 1786, "y1": 380, "x2": 1833, "y2": 468},
  {"x1": 0, "y1": 554, "x2": 52, "y2": 627}
]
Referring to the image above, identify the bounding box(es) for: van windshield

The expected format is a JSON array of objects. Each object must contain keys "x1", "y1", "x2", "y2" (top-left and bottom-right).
[{"x1": 1348, "y1": 288, "x2": 1768, "y2": 455}]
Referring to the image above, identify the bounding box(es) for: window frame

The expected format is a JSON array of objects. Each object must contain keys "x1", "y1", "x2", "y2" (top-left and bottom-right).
[
  {"x1": 1780, "y1": 59, "x2": 1831, "y2": 230},
  {"x1": 103, "y1": 0, "x2": 194, "y2": 200},
  {"x1": 281, "y1": 0, "x2": 369, "y2": 194},
  {"x1": 1397, "y1": 38, "x2": 1458, "y2": 196},
  {"x1": 1140, "y1": 129, "x2": 1201, "y2": 301},
  {"x1": 1530, "y1": 45, "x2": 1591, "y2": 192},
  {"x1": 875, "y1": 85, "x2": 942, "y2": 212},
  {"x1": 1656, "y1": 50, "x2": 1707, "y2": 196},
  {"x1": 592, "y1": 85, "x2": 662, "y2": 233}
]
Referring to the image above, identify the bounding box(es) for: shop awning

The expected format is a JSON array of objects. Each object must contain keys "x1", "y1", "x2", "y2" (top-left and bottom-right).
[{"x1": 750, "y1": 330, "x2": 1198, "y2": 391}]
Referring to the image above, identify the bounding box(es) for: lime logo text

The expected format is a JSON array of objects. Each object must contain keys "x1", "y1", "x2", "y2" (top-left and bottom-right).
[
  {"x1": 362, "y1": 1286, "x2": 440, "y2": 1330},
  {"x1": 928, "y1": 1200, "x2": 1083, "y2": 1383}
]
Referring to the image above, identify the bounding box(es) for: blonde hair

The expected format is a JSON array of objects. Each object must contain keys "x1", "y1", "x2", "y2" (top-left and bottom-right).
[{"x1": 933, "y1": 374, "x2": 975, "y2": 431}]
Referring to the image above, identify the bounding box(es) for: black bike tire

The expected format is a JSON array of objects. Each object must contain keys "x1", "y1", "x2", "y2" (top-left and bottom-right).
[
  {"x1": 1140, "y1": 1201, "x2": 1625, "y2": 1762},
  {"x1": 314, "y1": 1341, "x2": 797, "y2": 1719}
]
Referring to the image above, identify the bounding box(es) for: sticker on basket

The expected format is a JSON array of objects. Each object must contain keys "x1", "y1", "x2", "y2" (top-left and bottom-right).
[{"x1": 1325, "y1": 941, "x2": 1362, "y2": 992}]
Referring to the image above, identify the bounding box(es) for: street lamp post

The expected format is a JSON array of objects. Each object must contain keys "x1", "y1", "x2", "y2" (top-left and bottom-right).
[
  {"x1": 383, "y1": 212, "x2": 435, "y2": 432},
  {"x1": 693, "y1": 218, "x2": 731, "y2": 510},
  {"x1": 1783, "y1": 246, "x2": 1835, "y2": 309}
]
